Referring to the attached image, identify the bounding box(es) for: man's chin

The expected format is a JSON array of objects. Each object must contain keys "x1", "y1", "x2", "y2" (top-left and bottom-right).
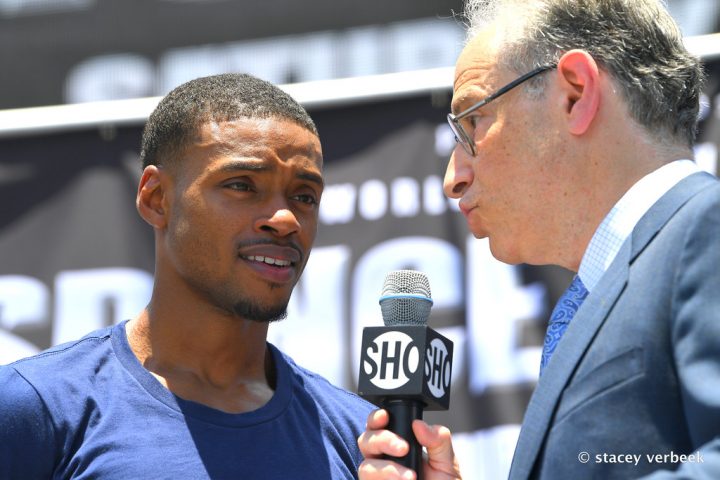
[
  {"x1": 231, "y1": 299, "x2": 289, "y2": 323},
  {"x1": 487, "y1": 240, "x2": 526, "y2": 266}
]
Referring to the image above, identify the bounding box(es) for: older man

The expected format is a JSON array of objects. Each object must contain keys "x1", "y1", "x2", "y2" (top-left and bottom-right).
[{"x1": 359, "y1": 0, "x2": 720, "y2": 479}]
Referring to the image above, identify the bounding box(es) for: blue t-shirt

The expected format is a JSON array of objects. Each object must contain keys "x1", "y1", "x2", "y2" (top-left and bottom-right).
[{"x1": 0, "y1": 321, "x2": 374, "y2": 479}]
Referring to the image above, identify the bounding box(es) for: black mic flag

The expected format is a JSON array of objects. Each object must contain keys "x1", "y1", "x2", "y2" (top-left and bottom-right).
[{"x1": 358, "y1": 270, "x2": 454, "y2": 479}]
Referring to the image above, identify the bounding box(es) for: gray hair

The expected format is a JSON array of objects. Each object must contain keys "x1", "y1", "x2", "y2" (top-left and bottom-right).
[
  {"x1": 463, "y1": 0, "x2": 704, "y2": 147},
  {"x1": 140, "y1": 73, "x2": 318, "y2": 169}
]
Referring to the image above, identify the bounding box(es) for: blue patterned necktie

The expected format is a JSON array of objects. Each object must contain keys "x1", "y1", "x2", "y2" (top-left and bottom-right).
[{"x1": 540, "y1": 275, "x2": 589, "y2": 375}]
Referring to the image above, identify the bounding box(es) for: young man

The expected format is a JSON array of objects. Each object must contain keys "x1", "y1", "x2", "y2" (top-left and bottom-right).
[
  {"x1": 0, "y1": 73, "x2": 374, "y2": 479},
  {"x1": 359, "y1": 0, "x2": 720, "y2": 479}
]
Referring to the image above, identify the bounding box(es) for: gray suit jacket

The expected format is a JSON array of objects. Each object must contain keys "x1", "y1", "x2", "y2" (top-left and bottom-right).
[{"x1": 509, "y1": 172, "x2": 720, "y2": 479}]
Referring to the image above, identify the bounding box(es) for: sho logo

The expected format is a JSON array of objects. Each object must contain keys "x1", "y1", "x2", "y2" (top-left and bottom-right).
[
  {"x1": 362, "y1": 331, "x2": 420, "y2": 389},
  {"x1": 425, "y1": 338, "x2": 451, "y2": 398}
]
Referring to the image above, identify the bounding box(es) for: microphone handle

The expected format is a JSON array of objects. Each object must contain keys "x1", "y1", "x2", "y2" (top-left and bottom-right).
[{"x1": 382, "y1": 398, "x2": 424, "y2": 479}]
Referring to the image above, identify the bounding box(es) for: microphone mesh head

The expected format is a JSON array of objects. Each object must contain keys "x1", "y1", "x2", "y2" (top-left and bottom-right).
[{"x1": 379, "y1": 270, "x2": 432, "y2": 326}]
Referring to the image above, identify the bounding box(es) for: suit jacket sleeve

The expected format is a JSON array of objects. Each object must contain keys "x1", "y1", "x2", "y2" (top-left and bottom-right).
[{"x1": 641, "y1": 191, "x2": 720, "y2": 479}]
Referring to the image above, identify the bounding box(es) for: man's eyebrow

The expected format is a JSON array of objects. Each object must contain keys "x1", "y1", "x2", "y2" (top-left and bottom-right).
[
  {"x1": 217, "y1": 160, "x2": 270, "y2": 174},
  {"x1": 451, "y1": 92, "x2": 475, "y2": 115},
  {"x1": 216, "y1": 159, "x2": 324, "y2": 188},
  {"x1": 298, "y1": 171, "x2": 324, "y2": 189}
]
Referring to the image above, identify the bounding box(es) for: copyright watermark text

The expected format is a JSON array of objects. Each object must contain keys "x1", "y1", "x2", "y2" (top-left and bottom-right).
[{"x1": 577, "y1": 451, "x2": 704, "y2": 466}]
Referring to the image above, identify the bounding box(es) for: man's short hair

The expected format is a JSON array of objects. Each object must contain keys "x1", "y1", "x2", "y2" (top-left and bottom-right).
[
  {"x1": 140, "y1": 73, "x2": 318, "y2": 169},
  {"x1": 463, "y1": 0, "x2": 705, "y2": 147}
]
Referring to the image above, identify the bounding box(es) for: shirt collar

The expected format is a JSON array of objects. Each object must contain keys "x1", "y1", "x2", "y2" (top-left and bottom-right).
[{"x1": 578, "y1": 159, "x2": 701, "y2": 291}]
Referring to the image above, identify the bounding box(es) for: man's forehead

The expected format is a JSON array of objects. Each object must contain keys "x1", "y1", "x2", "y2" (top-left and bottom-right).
[
  {"x1": 198, "y1": 116, "x2": 303, "y2": 136},
  {"x1": 194, "y1": 117, "x2": 318, "y2": 148},
  {"x1": 451, "y1": 46, "x2": 506, "y2": 112},
  {"x1": 178, "y1": 118, "x2": 321, "y2": 169},
  {"x1": 453, "y1": 29, "x2": 504, "y2": 87}
]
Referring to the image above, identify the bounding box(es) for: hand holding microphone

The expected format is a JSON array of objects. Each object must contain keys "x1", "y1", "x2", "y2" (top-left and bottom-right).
[{"x1": 357, "y1": 271, "x2": 461, "y2": 480}]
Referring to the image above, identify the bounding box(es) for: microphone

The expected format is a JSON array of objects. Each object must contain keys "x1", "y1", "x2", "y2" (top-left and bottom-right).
[{"x1": 358, "y1": 270, "x2": 454, "y2": 479}]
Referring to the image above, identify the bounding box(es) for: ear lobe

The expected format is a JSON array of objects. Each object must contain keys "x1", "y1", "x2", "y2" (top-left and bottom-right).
[
  {"x1": 557, "y1": 50, "x2": 601, "y2": 136},
  {"x1": 136, "y1": 165, "x2": 168, "y2": 229}
]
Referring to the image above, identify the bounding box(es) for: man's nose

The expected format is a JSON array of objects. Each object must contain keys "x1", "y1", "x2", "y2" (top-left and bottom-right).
[
  {"x1": 255, "y1": 201, "x2": 301, "y2": 237},
  {"x1": 443, "y1": 146, "x2": 474, "y2": 199}
]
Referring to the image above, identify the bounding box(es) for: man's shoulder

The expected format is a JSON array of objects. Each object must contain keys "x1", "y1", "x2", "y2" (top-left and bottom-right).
[
  {"x1": 634, "y1": 171, "x2": 720, "y2": 246},
  {"x1": 273, "y1": 345, "x2": 374, "y2": 414},
  {"x1": 1, "y1": 323, "x2": 119, "y2": 405},
  {"x1": 675, "y1": 171, "x2": 720, "y2": 208},
  {"x1": 0, "y1": 327, "x2": 118, "y2": 449},
  {"x1": 7, "y1": 324, "x2": 114, "y2": 375},
  {"x1": 663, "y1": 171, "x2": 720, "y2": 234}
]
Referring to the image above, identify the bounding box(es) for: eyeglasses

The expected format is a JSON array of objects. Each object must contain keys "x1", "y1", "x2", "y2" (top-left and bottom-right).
[{"x1": 446, "y1": 64, "x2": 557, "y2": 157}]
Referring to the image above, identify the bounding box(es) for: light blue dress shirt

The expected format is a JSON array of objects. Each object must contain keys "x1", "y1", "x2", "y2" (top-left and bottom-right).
[{"x1": 578, "y1": 159, "x2": 701, "y2": 291}]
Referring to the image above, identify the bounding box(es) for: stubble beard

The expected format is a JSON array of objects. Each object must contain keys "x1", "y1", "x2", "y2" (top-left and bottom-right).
[
  {"x1": 231, "y1": 290, "x2": 289, "y2": 323},
  {"x1": 191, "y1": 275, "x2": 291, "y2": 323},
  {"x1": 227, "y1": 280, "x2": 291, "y2": 323},
  {"x1": 167, "y1": 225, "x2": 295, "y2": 323}
]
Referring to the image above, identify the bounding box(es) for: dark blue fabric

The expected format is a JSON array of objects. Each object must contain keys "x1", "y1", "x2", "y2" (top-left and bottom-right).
[
  {"x1": 0, "y1": 321, "x2": 374, "y2": 479},
  {"x1": 540, "y1": 275, "x2": 588, "y2": 375}
]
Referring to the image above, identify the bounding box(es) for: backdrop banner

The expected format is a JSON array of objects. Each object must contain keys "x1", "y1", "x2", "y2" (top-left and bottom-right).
[
  {"x1": 1, "y1": 61, "x2": 719, "y2": 477},
  {"x1": 0, "y1": 0, "x2": 463, "y2": 109}
]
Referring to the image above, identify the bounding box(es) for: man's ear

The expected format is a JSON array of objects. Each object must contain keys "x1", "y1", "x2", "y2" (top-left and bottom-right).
[
  {"x1": 556, "y1": 49, "x2": 601, "y2": 136},
  {"x1": 136, "y1": 165, "x2": 169, "y2": 229}
]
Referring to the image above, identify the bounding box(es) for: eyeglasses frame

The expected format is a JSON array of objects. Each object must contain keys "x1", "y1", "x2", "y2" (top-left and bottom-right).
[{"x1": 447, "y1": 64, "x2": 557, "y2": 157}]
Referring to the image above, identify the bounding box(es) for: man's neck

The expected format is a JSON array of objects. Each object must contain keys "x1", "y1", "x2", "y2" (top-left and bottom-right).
[
  {"x1": 561, "y1": 121, "x2": 693, "y2": 272},
  {"x1": 126, "y1": 303, "x2": 276, "y2": 414}
]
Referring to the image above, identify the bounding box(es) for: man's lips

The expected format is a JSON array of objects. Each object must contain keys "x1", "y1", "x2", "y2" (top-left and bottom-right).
[
  {"x1": 243, "y1": 255, "x2": 292, "y2": 267},
  {"x1": 238, "y1": 244, "x2": 302, "y2": 267},
  {"x1": 458, "y1": 201, "x2": 475, "y2": 218}
]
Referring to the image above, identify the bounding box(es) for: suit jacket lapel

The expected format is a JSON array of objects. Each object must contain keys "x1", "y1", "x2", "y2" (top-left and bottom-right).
[
  {"x1": 508, "y1": 171, "x2": 716, "y2": 480},
  {"x1": 508, "y1": 240, "x2": 630, "y2": 480}
]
